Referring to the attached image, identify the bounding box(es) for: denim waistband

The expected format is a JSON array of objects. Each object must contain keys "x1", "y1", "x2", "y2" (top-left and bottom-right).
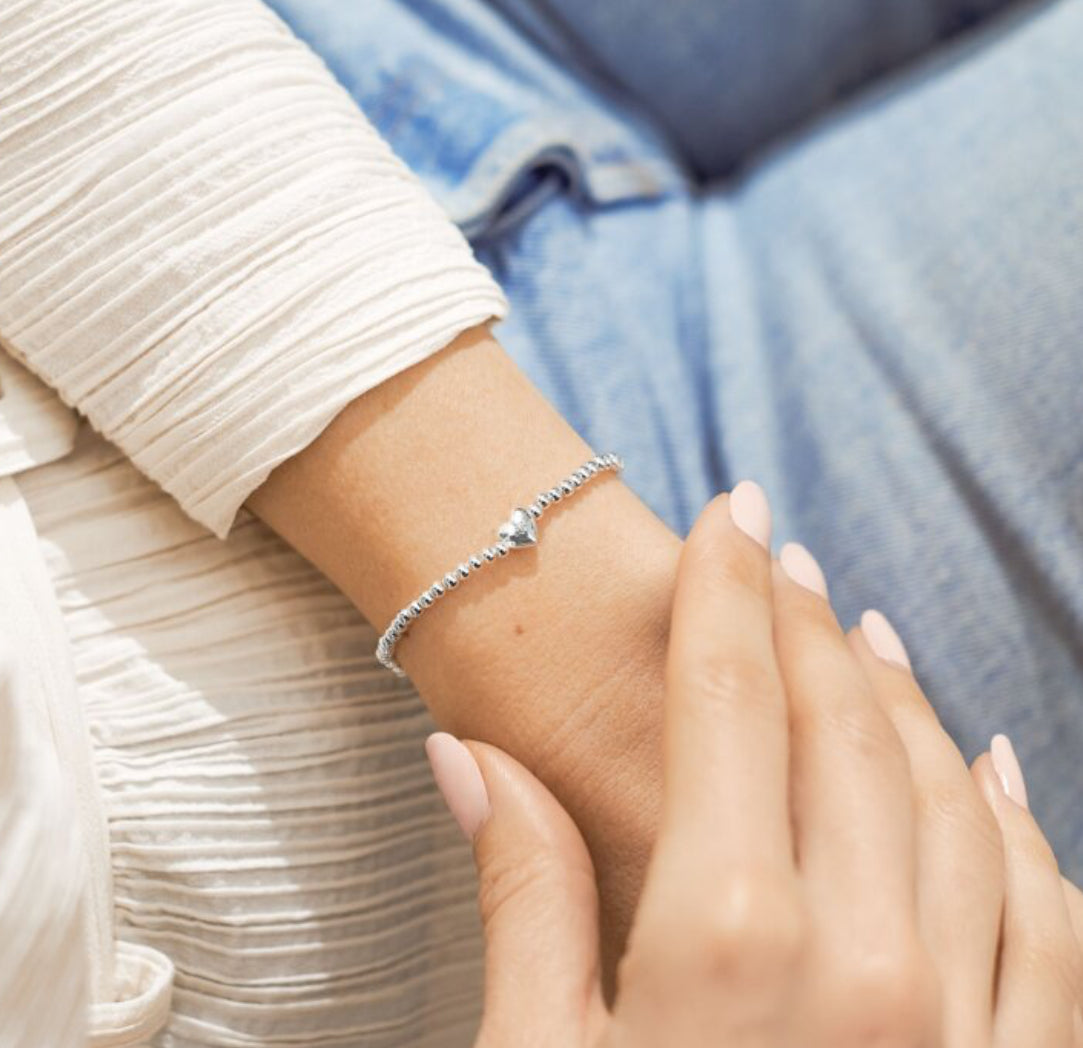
[{"x1": 264, "y1": 0, "x2": 687, "y2": 238}]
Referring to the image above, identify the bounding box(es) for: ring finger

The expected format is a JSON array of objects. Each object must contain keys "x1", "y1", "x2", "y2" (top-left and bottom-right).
[{"x1": 773, "y1": 546, "x2": 932, "y2": 1041}]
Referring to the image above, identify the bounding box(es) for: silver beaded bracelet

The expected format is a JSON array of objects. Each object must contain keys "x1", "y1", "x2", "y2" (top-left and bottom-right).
[{"x1": 375, "y1": 452, "x2": 624, "y2": 676}]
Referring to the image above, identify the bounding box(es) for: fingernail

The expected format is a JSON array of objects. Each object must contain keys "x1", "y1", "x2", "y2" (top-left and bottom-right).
[
  {"x1": 861, "y1": 609, "x2": 911, "y2": 670},
  {"x1": 779, "y1": 542, "x2": 828, "y2": 598},
  {"x1": 991, "y1": 733, "x2": 1029, "y2": 810},
  {"x1": 729, "y1": 481, "x2": 771, "y2": 550},
  {"x1": 425, "y1": 732, "x2": 490, "y2": 840}
]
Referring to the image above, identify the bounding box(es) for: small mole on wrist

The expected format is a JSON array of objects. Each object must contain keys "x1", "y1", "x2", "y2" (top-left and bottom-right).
[{"x1": 514, "y1": 623, "x2": 525, "y2": 636}]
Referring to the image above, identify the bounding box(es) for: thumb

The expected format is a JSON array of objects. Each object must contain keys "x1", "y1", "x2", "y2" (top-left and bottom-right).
[{"x1": 425, "y1": 733, "x2": 606, "y2": 1046}]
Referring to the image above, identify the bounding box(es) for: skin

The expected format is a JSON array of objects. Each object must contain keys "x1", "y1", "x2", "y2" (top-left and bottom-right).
[
  {"x1": 456, "y1": 493, "x2": 1083, "y2": 1047},
  {"x1": 248, "y1": 324, "x2": 681, "y2": 966}
]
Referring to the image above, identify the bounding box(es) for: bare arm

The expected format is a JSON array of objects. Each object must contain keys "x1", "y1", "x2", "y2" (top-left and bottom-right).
[{"x1": 248, "y1": 324, "x2": 680, "y2": 959}]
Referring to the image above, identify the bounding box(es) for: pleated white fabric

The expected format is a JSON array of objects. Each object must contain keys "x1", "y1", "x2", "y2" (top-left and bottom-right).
[
  {"x1": 0, "y1": 0, "x2": 507, "y2": 538},
  {"x1": 15, "y1": 425, "x2": 484, "y2": 1047}
]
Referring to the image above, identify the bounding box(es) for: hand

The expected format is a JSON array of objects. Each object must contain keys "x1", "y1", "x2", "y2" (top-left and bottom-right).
[{"x1": 426, "y1": 487, "x2": 1083, "y2": 1046}]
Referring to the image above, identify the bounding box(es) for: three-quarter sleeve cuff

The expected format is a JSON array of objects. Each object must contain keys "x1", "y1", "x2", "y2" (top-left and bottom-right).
[{"x1": 0, "y1": 0, "x2": 508, "y2": 537}]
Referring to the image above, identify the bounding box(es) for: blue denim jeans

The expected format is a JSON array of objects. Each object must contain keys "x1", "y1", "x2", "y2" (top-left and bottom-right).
[{"x1": 268, "y1": 0, "x2": 1083, "y2": 872}]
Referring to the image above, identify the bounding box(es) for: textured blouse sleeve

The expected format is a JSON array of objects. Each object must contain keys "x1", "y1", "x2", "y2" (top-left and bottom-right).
[{"x1": 0, "y1": 0, "x2": 508, "y2": 537}]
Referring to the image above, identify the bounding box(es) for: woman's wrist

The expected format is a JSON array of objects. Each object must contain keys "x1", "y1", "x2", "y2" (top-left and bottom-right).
[
  {"x1": 374, "y1": 451, "x2": 627, "y2": 677},
  {"x1": 398, "y1": 455, "x2": 677, "y2": 750},
  {"x1": 248, "y1": 323, "x2": 678, "y2": 956},
  {"x1": 248, "y1": 323, "x2": 679, "y2": 738}
]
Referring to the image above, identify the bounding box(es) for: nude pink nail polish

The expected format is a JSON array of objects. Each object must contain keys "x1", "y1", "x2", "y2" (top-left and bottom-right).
[
  {"x1": 425, "y1": 732, "x2": 490, "y2": 840},
  {"x1": 991, "y1": 733, "x2": 1029, "y2": 810},
  {"x1": 861, "y1": 609, "x2": 912, "y2": 670},
  {"x1": 780, "y1": 542, "x2": 828, "y2": 598},
  {"x1": 729, "y1": 481, "x2": 771, "y2": 550}
]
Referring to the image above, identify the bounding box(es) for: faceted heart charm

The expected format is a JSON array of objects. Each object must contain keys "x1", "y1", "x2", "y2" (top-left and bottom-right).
[{"x1": 497, "y1": 507, "x2": 538, "y2": 549}]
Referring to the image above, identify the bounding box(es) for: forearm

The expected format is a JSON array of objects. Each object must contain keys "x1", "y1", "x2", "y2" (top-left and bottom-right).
[{"x1": 248, "y1": 325, "x2": 678, "y2": 939}]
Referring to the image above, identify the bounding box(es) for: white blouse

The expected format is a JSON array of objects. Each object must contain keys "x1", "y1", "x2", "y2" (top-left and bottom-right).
[{"x1": 0, "y1": 1, "x2": 507, "y2": 1045}]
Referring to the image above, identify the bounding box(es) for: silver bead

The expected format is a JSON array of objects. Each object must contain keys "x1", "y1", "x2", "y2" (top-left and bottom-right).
[
  {"x1": 457, "y1": 563, "x2": 470, "y2": 580},
  {"x1": 409, "y1": 601, "x2": 423, "y2": 616},
  {"x1": 536, "y1": 492, "x2": 551, "y2": 507},
  {"x1": 528, "y1": 503, "x2": 543, "y2": 518},
  {"x1": 496, "y1": 542, "x2": 510, "y2": 556},
  {"x1": 421, "y1": 593, "x2": 434, "y2": 607},
  {"x1": 560, "y1": 480, "x2": 575, "y2": 495},
  {"x1": 548, "y1": 486, "x2": 562, "y2": 502},
  {"x1": 469, "y1": 554, "x2": 483, "y2": 569},
  {"x1": 483, "y1": 548, "x2": 497, "y2": 562},
  {"x1": 444, "y1": 572, "x2": 459, "y2": 588}
]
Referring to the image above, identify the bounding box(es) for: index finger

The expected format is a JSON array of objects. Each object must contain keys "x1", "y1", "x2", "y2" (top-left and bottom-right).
[{"x1": 660, "y1": 484, "x2": 793, "y2": 873}]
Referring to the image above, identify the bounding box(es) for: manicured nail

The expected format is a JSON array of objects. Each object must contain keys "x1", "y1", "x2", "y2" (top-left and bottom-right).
[
  {"x1": 991, "y1": 733, "x2": 1029, "y2": 810},
  {"x1": 861, "y1": 609, "x2": 911, "y2": 670},
  {"x1": 729, "y1": 481, "x2": 771, "y2": 549},
  {"x1": 779, "y1": 542, "x2": 828, "y2": 598},
  {"x1": 425, "y1": 733, "x2": 490, "y2": 840}
]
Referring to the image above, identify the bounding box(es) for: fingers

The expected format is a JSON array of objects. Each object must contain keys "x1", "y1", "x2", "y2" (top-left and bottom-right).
[
  {"x1": 972, "y1": 749, "x2": 1082, "y2": 1048},
  {"x1": 848, "y1": 617, "x2": 1003, "y2": 1048},
  {"x1": 621, "y1": 486, "x2": 799, "y2": 1043},
  {"x1": 424, "y1": 734, "x2": 605, "y2": 1047},
  {"x1": 657, "y1": 484, "x2": 792, "y2": 872},
  {"x1": 773, "y1": 547, "x2": 938, "y2": 1045}
]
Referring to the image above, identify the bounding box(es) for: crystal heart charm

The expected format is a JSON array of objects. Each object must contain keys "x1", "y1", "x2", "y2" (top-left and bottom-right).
[{"x1": 497, "y1": 507, "x2": 538, "y2": 549}]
